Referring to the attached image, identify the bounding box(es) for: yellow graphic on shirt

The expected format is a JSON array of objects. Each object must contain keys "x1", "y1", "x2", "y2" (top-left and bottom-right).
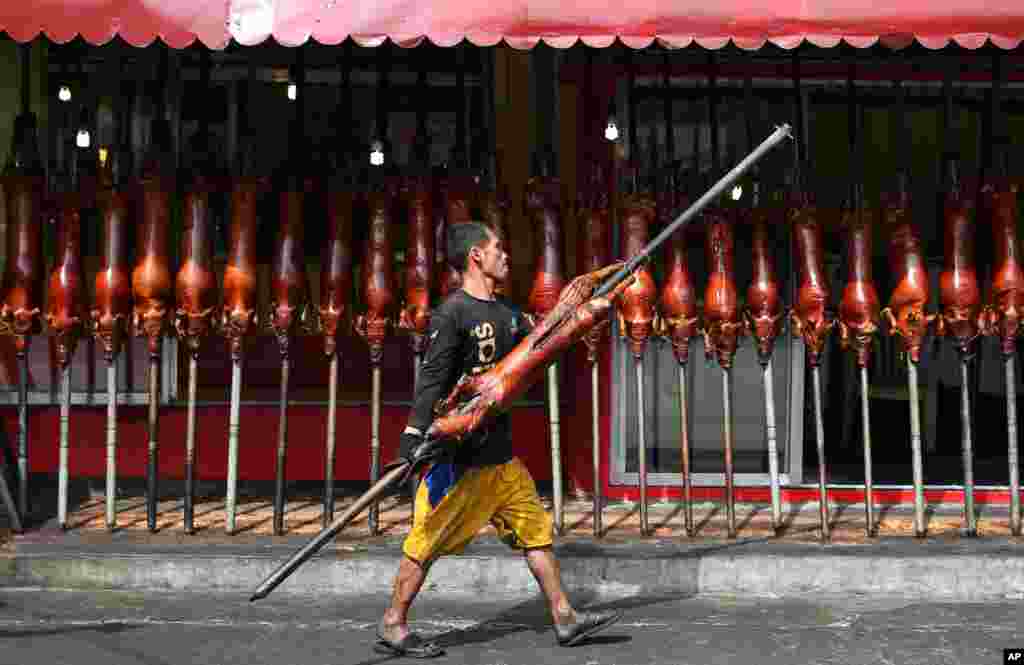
[{"x1": 470, "y1": 321, "x2": 497, "y2": 374}]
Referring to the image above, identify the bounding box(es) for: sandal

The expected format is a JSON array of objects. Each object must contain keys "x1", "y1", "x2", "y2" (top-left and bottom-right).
[
  {"x1": 373, "y1": 631, "x2": 446, "y2": 659},
  {"x1": 554, "y1": 609, "x2": 623, "y2": 647}
]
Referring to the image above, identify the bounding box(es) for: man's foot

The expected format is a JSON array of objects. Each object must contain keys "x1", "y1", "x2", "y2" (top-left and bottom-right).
[
  {"x1": 376, "y1": 619, "x2": 445, "y2": 659},
  {"x1": 553, "y1": 609, "x2": 623, "y2": 647}
]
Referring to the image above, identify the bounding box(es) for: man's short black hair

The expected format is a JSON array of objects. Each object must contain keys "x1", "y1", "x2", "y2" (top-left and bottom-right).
[{"x1": 447, "y1": 221, "x2": 494, "y2": 273}]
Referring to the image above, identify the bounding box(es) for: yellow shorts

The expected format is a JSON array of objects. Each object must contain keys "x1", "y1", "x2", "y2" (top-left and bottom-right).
[{"x1": 402, "y1": 457, "x2": 554, "y2": 564}]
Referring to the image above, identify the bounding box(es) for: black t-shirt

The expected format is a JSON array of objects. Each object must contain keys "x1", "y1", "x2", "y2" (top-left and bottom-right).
[{"x1": 407, "y1": 289, "x2": 532, "y2": 467}]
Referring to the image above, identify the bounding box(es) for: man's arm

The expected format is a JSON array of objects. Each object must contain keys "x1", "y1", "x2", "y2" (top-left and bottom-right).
[{"x1": 404, "y1": 308, "x2": 461, "y2": 440}]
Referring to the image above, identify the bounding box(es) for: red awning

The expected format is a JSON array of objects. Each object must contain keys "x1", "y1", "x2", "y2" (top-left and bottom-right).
[{"x1": 2, "y1": 0, "x2": 1024, "y2": 50}]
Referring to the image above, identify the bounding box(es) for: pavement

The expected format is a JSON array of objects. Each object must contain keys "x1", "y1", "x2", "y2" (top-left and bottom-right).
[
  {"x1": 3, "y1": 489, "x2": 1024, "y2": 601},
  {"x1": 0, "y1": 589, "x2": 1020, "y2": 664}
]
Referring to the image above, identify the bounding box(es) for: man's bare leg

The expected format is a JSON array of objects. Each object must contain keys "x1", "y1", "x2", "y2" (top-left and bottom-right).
[
  {"x1": 380, "y1": 555, "x2": 431, "y2": 643},
  {"x1": 525, "y1": 546, "x2": 576, "y2": 626}
]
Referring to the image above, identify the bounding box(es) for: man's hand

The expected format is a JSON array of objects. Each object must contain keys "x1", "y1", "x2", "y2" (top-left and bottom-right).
[{"x1": 386, "y1": 428, "x2": 454, "y2": 487}]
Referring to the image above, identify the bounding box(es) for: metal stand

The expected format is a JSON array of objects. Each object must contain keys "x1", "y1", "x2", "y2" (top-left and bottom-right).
[
  {"x1": 105, "y1": 360, "x2": 118, "y2": 531},
  {"x1": 17, "y1": 350, "x2": 28, "y2": 520},
  {"x1": 323, "y1": 354, "x2": 339, "y2": 528},
  {"x1": 679, "y1": 363, "x2": 693, "y2": 537},
  {"x1": 1007, "y1": 355, "x2": 1021, "y2": 536},
  {"x1": 959, "y1": 356, "x2": 976, "y2": 536},
  {"x1": 547, "y1": 363, "x2": 563, "y2": 535},
  {"x1": 860, "y1": 365, "x2": 876, "y2": 537},
  {"x1": 274, "y1": 355, "x2": 291, "y2": 536},
  {"x1": 369, "y1": 365, "x2": 382, "y2": 535},
  {"x1": 907, "y1": 356, "x2": 926, "y2": 538},
  {"x1": 636, "y1": 357, "x2": 648, "y2": 536},
  {"x1": 226, "y1": 358, "x2": 242, "y2": 534},
  {"x1": 722, "y1": 366, "x2": 736, "y2": 538},
  {"x1": 146, "y1": 355, "x2": 160, "y2": 532},
  {"x1": 58, "y1": 365, "x2": 71, "y2": 529},
  {"x1": 184, "y1": 354, "x2": 199, "y2": 534},
  {"x1": 592, "y1": 362, "x2": 603, "y2": 538},
  {"x1": 811, "y1": 365, "x2": 830, "y2": 542},
  {"x1": 762, "y1": 358, "x2": 781, "y2": 535}
]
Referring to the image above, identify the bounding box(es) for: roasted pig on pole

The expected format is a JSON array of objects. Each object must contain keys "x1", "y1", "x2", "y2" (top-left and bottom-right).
[
  {"x1": 936, "y1": 162, "x2": 982, "y2": 536},
  {"x1": 578, "y1": 164, "x2": 612, "y2": 537},
  {"x1": 879, "y1": 182, "x2": 932, "y2": 538},
  {"x1": 320, "y1": 188, "x2": 353, "y2": 526},
  {"x1": 702, "y1": 204, "x2": 744, "y2": 538},
  {"x1": 250, "y1": 125, "x2": 792, "y2": 602},
  {"x1": 47, "y1": 194, "x2": 85, "y2": 531},
  {"x1": 354, "y1": 186, "x2": 397, "y2": 535},
  {"x1": 789, "y1": 191, "x2": 834, "y2": 541},
  {"x1": 525, "y1": 167, "x2": 569, "y2": 534}
]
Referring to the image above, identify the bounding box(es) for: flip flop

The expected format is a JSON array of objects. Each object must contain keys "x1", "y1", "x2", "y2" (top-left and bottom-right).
[
  {"x1": 554, "y1": 609, "x2": 624, "y2": 647},
  {"x1": 373, "y1": 632, "x2": 446, "y2": 659}
]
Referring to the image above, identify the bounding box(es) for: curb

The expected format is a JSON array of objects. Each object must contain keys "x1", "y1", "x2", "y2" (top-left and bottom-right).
[{"x1": 4, "y1": 534, "x2": 1024, "y2": 600}]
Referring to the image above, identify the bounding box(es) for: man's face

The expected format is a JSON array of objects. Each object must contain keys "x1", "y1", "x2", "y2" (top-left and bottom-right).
[{"x1": 474, "y1": 230, "x2": 509, "y2": 283}]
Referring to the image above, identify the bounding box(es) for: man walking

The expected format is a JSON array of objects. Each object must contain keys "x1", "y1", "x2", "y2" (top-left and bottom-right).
[{"x1": 375, "y1": 221, "x2": 621, "y2": 658}]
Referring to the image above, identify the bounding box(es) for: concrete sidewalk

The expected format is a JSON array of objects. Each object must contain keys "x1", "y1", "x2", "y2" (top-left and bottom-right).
[{"x1": 2, "y1": 491, "x2": 1024, "y2": 600}]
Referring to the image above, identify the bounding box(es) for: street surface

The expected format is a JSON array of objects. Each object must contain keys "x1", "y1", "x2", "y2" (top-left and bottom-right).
[{"x1": 0, "y1": 588, "x2": 1019, "y2": 664}]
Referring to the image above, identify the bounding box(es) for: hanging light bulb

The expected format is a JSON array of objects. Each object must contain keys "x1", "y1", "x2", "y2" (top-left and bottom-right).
[
  {"x1": 605, "y1": 117, "x2": 619, "y2": 142},
  {"x1": 287, "y1": 83, "x2": 297, "y2": 101},
  {"x1": 58, "y1": 85, "x2": 72, "y2": 103},
  {"x1": 98, "y1": 147, "x2": 108, "y2": 166},
  {"x1": 76, "y1": 128, "x2": 91, "y2": 148},
  {"x1": 731, "y1": 184, "x2": 743, "y2": 201},
  {"x1": 369, "y1": 140, "x2": 385, "y2": 167}
]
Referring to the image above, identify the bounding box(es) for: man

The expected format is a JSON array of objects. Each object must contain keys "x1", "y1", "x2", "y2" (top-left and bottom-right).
[{"x1": 375, "y1": 221, "x2": 621, "y2": 658}]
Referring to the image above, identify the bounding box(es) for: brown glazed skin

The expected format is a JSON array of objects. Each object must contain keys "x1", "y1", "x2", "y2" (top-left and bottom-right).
[
  {"x1": 398, "y1": 179, "x2": 433, "y2": 355},
  {"x1": 616, "y1": 193, "x2": 657, "y2": 359},
  {"x1": 92, "y1": 190, "x2": 133, "y2": 361},
  {"x1": 0, "y1": 175, "x2": 44, "y2": 351},
  {"x1": 269, "y1": 190, "x2": 310, "y2": 359},
  {"x1": 937, "y1": 182, "x2": 982, "y2": 356},
  {"x1": 320, "y1": 190, "x2": 354, "y2": 358},
  {"x1": 702, "y1": 210, "x2": 743, "y2": 369},
  {"x1": 525, "y1": 175, "x2": 567, "y2": 320},
  {"x1": 577, "y1": 171, "x2": 612, "y2": 365},
  {"x1": 658, "y1": 195, "x2": 699, "y2": 366},
  {"x1": 745, "y1": 206, "x2": 784, "y2": 363},
  {"x1": 433, "y1": 177, "x2": 449, "y2": 299},
  {"x1": 440, "y1": 177, "x2": 476, "y2": 298},
  {"x1": 880, "y1": 190, "x2": 932, "y2": 363},
  {"x1": 837, "y1": 210, "x2": 880, "y2": 368},
  {"x1": 427, "y1": 264, "x2": 631, "y2": 443},
  {"x1": 222, "y1": 178, "x2": 265, "y2": 360},
  {"x1": 789, "y1": 194, "x2": 833, "y2": 368},
  {"x1": 132, "y1": 177, "x2": 173, "y2": 358},
  {"x1": 46, "y1": 195, "x2": 85, "y2": 367},
  {"x1": 983, "y1": 178, "x2": 1024, "y2": 357},
  {"x1": 175, "y1": 190, "x2": 218, "y2": 356},
  {"x1": 354, "y1": 188, "x2": 396, "y2": 365}
]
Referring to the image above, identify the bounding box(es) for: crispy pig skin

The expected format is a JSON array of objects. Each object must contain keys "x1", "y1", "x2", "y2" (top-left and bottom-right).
[
  {"x1": 525, "y1": 175, "x2": 567, "y2": 321},
  {"x1": 354, "y1": 189, "x2": 396, "y2": 364},
  {"x1": 320, "y1": 190, "x2": 354, "y2": 358},
  {"x1": 269, "y1": 190, "x2": 311, "y2": 360},
  {"x1": 0, "y1": 175, "x2": 44, "y2": 352},
  {"x1": 577, "y1": 172, "x2": 612, "y2": 365},
  {"x1": 132, "y1": 178, "x2": 173, "y2": 358},
  {"x1": 222, "y1": 178, "x2": 265, "y2": 360},
  {"x1": 837, "y1": 210, "x2": 880, "y2": 368},
  {"x1": 937, "y1": 182, "x2": 983, "y2": 356},
  {"x1": 983, "y1": 178, "x2": 1024, "y2": 357},
  {"x1": 702, "y1": 210, "x2": 743, "y2": 369},
  {"x1": 91, "y1": 190, "x2": 132, "y2": 361},
  {"x1": 46, "y1": 196, "x2": 85, "y2": 367},
  {"x1": 426, "y1": 264, "x2": 631, "y2": 443},
  {"x1": 398, "y1": 179, "x2": 433, "y2": 355},
  {"x1": 789, "y1": 195, "x2": 833, "y2": 368},
  {"x1": 616, "y1": 194, "x2": 657, "y2": 359},
  {"x1": 745, "y1": 206, "x2": 784, "y2": 364},
  {"x1": 880, "y1": 189, "x2": 932, "y2": 363},
  {"x1": 175, "y1": 191, "x2": 218, "y2": 357}
]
